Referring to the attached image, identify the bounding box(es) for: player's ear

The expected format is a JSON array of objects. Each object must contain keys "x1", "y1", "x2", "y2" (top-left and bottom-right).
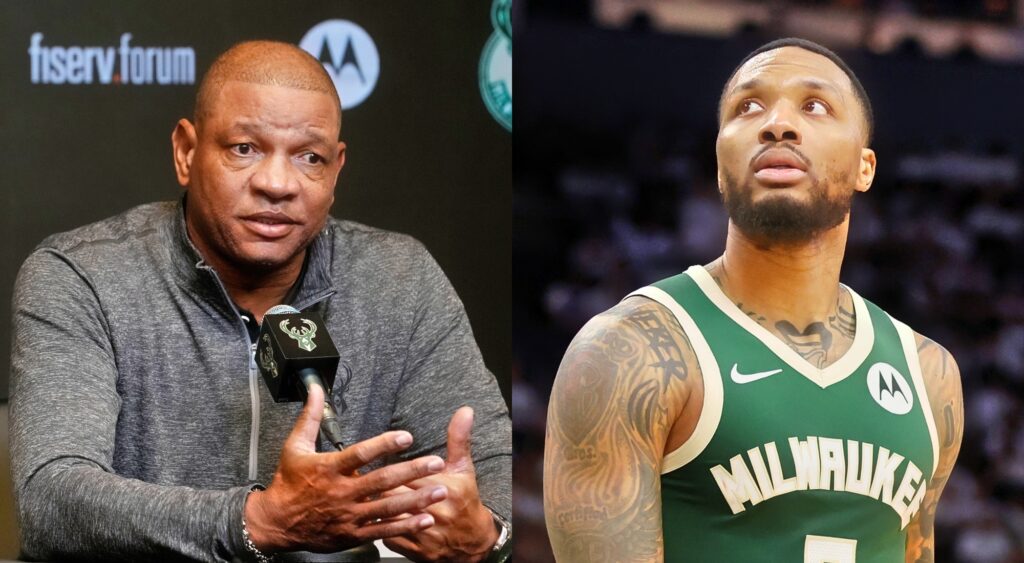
[
  {"x1": 172, "y1": 119, "x2": 198, "y2": 188},
  {"x1": 855, "y1": 148, "x2": 875, "y2": 193}
]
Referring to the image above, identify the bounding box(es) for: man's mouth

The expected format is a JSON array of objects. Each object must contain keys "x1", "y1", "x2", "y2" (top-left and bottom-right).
[
  {"x1": 241, "y1": 212, "x2": 298, "y2": 238},
  {"x1": 752, "y1": 150, "x2": 809, "y2": 185},
  {"x1": 754, "y1": 165, "x2": 807, "y2": 184}
]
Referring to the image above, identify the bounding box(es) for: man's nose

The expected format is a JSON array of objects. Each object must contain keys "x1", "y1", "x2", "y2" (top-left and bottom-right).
[
  {"x1": 250, "y1": 153, "x2": 298, "y2": 198},
  {"x1": 758, "y1": 105, "x2": 802, "y2": 144}
]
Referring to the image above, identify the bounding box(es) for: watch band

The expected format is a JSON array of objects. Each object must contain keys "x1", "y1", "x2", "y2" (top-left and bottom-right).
[
  {"x1": 486, "y1": 508, "x2": 512, "y2": 563},
  {"x1": 242, "y1": 484, "x2": 274, "y2": 563}
]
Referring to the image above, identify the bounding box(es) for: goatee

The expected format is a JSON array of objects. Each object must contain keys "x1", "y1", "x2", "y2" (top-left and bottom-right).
[{"x1": 721, "y1": 171, "x2": 852, "y2": 246}]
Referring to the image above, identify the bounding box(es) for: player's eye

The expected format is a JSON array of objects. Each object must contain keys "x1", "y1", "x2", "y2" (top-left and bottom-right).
[
  {"x1": 738, "y1": 100, "x2": 765, "y2": 115},
  {"x1": 232, "y1": 143, "x2": 254, "y2": 156},
  {"x1": 803, "y1": 100, "x2": 830, "y2": 116}
]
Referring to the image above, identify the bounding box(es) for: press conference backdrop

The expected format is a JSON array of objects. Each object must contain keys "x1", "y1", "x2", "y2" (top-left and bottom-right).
[{"x1": 0, "y1": 1, "x2": 512, "y2": 404}]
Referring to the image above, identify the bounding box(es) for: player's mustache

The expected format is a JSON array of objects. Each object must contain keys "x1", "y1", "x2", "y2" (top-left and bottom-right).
[{"x1": 751, "y1": 143, "x2": 812, "y2": 170}]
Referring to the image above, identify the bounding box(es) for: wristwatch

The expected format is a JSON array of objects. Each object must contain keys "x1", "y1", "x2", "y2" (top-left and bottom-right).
[{"x1": 486, "y1": 508, "x2": 512, "y2": 563}]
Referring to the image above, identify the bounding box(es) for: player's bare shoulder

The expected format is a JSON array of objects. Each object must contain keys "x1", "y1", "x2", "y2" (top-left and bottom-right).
[
  {"x1": 545, "y1": 295, "x2": 703, "y2": 562},
  {"x1": 912, "y1": 333, "x2": 963, "y2": 460},
  {"x1": 557, "y1": 296, "x2": 699, "y2": 395},
  {"x1": 548, "y1": 295, "x2": 701, "y2": 452},
  {"x1": 904, "y1": 332, "x2": 963, "y2": 563}
]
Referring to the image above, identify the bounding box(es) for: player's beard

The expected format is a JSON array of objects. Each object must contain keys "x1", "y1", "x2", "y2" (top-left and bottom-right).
[{"x1": 720, "y1": 168, "x2": 853, "y2": 246}]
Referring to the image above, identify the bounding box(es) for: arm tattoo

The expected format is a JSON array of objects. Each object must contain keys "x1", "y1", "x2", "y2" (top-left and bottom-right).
[
  {"x1": 545, "y1": 299, "x2": 693, "y2": 562},
  {"x1": 626, "y1": 310, "x2": 689, "y2": 386},
  {"x1": 904, "y1": 336, "x2": 963, "y2": 563},
  {"x1": 941, "y1": 405, "x2": 955, "y2": 448}
]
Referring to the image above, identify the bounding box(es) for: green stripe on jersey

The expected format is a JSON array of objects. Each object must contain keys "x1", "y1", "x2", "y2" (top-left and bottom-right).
[{"x1": 630, "y1": 266, "x2": 936, "y2": 563}]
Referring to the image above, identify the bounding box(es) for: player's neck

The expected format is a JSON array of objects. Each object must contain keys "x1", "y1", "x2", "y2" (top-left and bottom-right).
[{"x1": 713, "y1": 221, "x2": 848, "y2": 328}]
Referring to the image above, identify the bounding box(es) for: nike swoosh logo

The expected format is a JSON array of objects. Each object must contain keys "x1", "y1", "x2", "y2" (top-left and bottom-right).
[{"x1": 730, "y1": 364, "x2": 784, "y2": 384}]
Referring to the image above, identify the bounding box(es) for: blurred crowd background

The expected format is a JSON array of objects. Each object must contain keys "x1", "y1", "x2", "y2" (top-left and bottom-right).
[{"x1": 514, "y1": 1, "x2": 1024, "y2": 561}]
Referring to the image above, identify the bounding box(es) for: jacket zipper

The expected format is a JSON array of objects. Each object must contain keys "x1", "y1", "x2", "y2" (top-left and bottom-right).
[
  {"x1": 197, "y1": 263, "x2": 264, "y2": 481},
  {"x1": 200, "y1": 257, "x2": 335, "y2": 482},
  {"x1": 238, "y1": 295, "x2": 331, "y2": 481},
  {"x1": 247, "y1": 342, "x2": 260, "y2": 480}
]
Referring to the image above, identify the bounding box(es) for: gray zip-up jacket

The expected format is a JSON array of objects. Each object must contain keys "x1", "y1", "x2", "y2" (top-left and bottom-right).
[{"x1": 8, "y1": 200, "x2": 511, "y2": 562}]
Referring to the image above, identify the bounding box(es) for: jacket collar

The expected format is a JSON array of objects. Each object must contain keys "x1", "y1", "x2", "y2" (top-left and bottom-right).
[{"x1": 168, "y1": 196, "x2": 336, "y2": 310}]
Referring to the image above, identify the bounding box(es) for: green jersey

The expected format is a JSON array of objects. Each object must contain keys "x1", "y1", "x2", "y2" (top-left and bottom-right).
[{"x1": 627, "y1": 266, "x2": 939, "y2": 562}]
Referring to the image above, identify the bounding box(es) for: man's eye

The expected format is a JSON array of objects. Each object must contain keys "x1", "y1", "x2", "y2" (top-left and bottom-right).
[
  {"x1": 738, "y1": 100, "x2": 765, "y2": 115},
  {"x1": 302, "y1": 153, "x2": 324, "y2": 165},
  {"x1": 804, "y1": 100, "x2": 829, "y2": 115},
  {"x1": 232, "y1": 143, "x2": 253, "y2": 156}
]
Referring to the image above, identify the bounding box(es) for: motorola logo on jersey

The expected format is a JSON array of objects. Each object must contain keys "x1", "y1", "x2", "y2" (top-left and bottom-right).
[
  {"x1": 28, "y1": 33, "x2": 195, "y2": 85},
  {"x1": 866, "y1": 362, "x2": 913, "y2": 415},
  {"x1": 299, "y1": 20, "x2": 379, "y2": 109}
]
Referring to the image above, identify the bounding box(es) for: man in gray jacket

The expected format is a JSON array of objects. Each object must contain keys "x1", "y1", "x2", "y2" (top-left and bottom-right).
[{"x1": 8, "y1": 41, "x2": 511, "y2": 562}]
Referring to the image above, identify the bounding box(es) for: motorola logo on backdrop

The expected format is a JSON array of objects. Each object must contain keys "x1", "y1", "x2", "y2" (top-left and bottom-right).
[
  {"x1": 28, "y1": 33, "x2": 195, "y2": 85},
  {"x1": 299, "y1": 20, "x2": 380, "y2": 110}
]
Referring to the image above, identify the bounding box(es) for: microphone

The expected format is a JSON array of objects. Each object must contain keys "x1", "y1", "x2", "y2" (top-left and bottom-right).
[{"x1": 256, "y1": 304, "x2": 346, "y2": 450}]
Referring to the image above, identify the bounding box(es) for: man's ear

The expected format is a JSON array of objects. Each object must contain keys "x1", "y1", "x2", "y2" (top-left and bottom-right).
[
  {"x1": 856, "y1": 148, "x2": 876, "y2": 193},
  {"x1": 330, "y1": 141, "x2": 347, "y2": 185},
  {"x1": 171, "y1": 119, "x2": 198, "y2": 187}
]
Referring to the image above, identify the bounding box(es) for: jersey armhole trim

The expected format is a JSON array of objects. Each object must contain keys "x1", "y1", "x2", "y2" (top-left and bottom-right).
[
  {"x1": 625, "y1": 286, "x2": 723, "y2": 475},
  {"x1": 891, "y1": 317, "x2": 940, "y2": 480}
]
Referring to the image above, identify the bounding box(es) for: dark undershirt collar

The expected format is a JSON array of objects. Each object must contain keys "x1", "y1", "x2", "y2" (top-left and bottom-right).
[{"x1": 236, "y1": 253, "x2": 310, "y2": 343}]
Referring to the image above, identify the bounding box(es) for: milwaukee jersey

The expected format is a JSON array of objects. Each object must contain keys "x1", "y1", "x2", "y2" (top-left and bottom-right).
[{"x1": 627, "y1": 266, "x2": 939, "y2": 563}]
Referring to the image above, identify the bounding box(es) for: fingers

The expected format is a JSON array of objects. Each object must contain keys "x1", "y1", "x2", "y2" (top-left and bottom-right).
[
  {"x1": 285, "y1": 382, "x2": 326, "y2": 454},
  {"x1": 356, "y1": 455, "x2": 445, "y2": 494},
  {"x1": 360, "y1": 485, "x2": 447, "y2": 521},
  {"x1": 354, "y1": 513, "x2": 435, "y2": 543},
  {"x1": 380, "y1": 485, "x2": 415, "y2": 498},
  {"x1": 334, "y1": 431, "x2": 417, "y2": 473},
  {"x1": 445, "y1": 406, "x2": 475, "y2": 471}
]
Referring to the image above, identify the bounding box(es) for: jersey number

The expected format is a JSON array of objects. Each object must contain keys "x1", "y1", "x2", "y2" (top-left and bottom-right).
[{"x1": 805, "y1": 535, "x2": 857, "y2": 563}]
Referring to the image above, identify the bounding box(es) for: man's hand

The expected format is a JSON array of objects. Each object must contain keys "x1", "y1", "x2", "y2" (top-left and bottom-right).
[
  {"x1": 243, "y1": 383, "x2": 451, "y2": 553},
  {"x1": 383, "y1": 407, "x2": 499, "y2": 562}
]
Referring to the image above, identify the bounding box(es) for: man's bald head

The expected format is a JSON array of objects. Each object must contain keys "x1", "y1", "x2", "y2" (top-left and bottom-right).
[{"x1": 194, "y1": 40, "x2": 341, "y2": 134}]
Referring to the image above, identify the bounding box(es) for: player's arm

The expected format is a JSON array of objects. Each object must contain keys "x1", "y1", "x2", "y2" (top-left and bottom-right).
[
  {"x1": 904, "y1": 334, "x2": 964, "y2": 563},
  {"x1": 544, "y1": 297, "x2": 695, "y2": 563}
]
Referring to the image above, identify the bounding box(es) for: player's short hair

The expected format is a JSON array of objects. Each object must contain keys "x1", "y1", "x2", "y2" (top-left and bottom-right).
[{"x1": 720, "y1": 37, "x2": 874, "y2": 144}]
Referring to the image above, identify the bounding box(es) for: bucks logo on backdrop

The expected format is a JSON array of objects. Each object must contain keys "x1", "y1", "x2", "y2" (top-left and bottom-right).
[
  {"x1": 479, "y1": 0, "x2": 512, "y2": 131},
  {"x1": 299, "y1": 20, "x2": 380, "y2": 109}
]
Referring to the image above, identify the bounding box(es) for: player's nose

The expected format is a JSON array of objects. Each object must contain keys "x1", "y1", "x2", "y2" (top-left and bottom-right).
[{"x1": 758, "y1": 104, "x2": 802, "y2": 144}]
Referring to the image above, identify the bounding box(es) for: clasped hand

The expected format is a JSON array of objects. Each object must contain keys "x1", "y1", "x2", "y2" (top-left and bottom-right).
[{"x1": 243, "y1": 384, "x2": 497, "y2": 561}]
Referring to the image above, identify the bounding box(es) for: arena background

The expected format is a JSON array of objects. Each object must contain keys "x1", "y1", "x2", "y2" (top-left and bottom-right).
[
  {"x1": 0, "y1": 1, "x2": 510, "y2": 556},
  {"x1": 515, "y1": 1, "x2": 1024, "y2": 561}
]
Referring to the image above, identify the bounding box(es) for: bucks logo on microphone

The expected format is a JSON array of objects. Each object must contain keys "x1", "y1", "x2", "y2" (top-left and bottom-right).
[
  {"x1": 259, "y1": 334, "x2": 279, "y2": 378},
  {"x1": 257, "y1": 309, "x2": 339, "y2": 403},
  {"x1": 281, "y1": 318, "x2": 318, "y2": 352},
  {"x1": 479, "y1": 0, "x2": 512, "y2": 131}
]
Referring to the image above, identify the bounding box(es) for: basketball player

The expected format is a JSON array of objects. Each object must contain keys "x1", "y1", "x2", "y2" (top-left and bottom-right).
[{"x1": 544, "y1": 38, "x2": 963, "y2": 562}]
